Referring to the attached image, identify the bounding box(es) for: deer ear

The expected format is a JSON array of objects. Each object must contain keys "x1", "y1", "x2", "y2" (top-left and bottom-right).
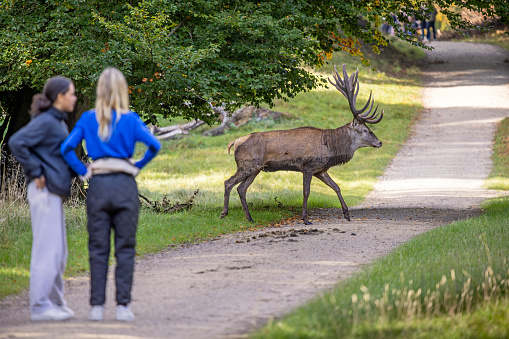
[{"x1": 352, "y1": 119, "x2": 359, "y2": 129}]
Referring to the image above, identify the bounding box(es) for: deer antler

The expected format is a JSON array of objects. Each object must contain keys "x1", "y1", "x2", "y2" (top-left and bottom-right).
[{"x1": 328, "y1": 64, "x2": 383, "y2": 124}]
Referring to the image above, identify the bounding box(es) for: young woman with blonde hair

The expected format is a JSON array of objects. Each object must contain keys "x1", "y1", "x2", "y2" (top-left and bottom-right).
[
  {"x1": 61, "y1": 67, "x2": 160, "y2": 321},
  {"x1": 9, "y1": 76, "x2": 77, "y2": 321}
]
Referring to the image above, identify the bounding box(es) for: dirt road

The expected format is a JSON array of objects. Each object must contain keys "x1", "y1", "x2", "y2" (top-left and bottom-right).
[{"x1": 1, "y1": 41, "x2": 508, "y2": 339}]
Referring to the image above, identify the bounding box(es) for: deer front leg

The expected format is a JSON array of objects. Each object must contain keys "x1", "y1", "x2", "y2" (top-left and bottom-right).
[
  {"x1": 302, "y1": 171, "x2": 313, "y2": 225},
  {"x1": 236, "y1": 170, "x2": 260, "y2": 222},
  {"x1": 221, "y1": 171, "x2": 249, "y2": 218},
  {"x1": 314, "y1": 171, "x2": 350, "y2": 221}
]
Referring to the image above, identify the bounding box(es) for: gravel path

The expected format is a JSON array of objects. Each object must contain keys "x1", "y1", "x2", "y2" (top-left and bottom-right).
[{"x1": 1, "y1": 41, "x2": 509, "y2": 339}]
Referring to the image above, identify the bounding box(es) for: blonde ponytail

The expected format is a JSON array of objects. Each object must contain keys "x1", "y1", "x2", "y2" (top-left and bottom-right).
[{"x1": 95, "y1": 68, "x2": 130, "y2": 140}]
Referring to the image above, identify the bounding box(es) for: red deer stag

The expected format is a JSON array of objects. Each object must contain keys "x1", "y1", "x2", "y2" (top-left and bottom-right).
[{"x1": 220, "y1": 64, "x2": 384, "y2": 225}]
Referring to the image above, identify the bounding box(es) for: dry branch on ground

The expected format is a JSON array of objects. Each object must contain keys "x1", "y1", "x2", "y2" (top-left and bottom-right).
[
  {"x1": 139, "y1": 190, "x2": 199, "y2": 213},
  {"x1": 149, "y1": 106, "x2": 292, "y2": 140}
]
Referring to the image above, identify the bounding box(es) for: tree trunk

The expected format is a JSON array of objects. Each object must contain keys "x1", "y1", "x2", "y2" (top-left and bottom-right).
[
  {"x1": 0, "y1": 87, "x2": 35, "y2": 147},
  {"x1": 0, "y1": 87, "x2": 36, "y2": 192}
]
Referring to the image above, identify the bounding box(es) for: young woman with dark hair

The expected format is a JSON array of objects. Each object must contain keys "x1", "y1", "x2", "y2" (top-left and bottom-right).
[
  {"x1": 61, "y1": 67, "x2": 160, "y2": 322},
  {"x1": 8, "y1": 76, "x2": 77, "y2": 321}
]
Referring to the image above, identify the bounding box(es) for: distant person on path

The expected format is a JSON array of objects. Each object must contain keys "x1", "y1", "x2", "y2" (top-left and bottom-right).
[
  {"x1": 8, "y1": 76, "x2": 77, "y2": 321},
  {"x1": 426, "y1": 6, "x2": 438, "y2": 41},
  {"x1": 61, "y1": 67, "x2": 161, "y2": 322},
  {"x1": 419, "y1": 6, "x2": 427, "y2": 41}
]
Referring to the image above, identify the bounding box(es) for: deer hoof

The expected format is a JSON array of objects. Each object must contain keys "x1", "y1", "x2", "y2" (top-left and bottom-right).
[
  {"x1": 343, "y1": 210, "x2": 351, "y2": 221},
  {"x1": 220, "y1": 212, "x2": 227, "y2": 219},
  {"x1": 303, "y1": 220, "x2": 313, "y2": 225}
]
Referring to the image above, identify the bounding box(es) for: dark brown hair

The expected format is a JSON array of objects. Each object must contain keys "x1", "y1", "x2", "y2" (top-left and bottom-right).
[{"x1": 30, "y1": 76, "x2": 73, "y2": 116}]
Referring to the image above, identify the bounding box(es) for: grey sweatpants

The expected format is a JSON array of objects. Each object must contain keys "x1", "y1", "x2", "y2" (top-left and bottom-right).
[
  {"x1": 26, "y1": 180, "x2": 68, "y2": 314},
  {"x1": 86, "y1": 173, "x2": 139, "y2": 306}
]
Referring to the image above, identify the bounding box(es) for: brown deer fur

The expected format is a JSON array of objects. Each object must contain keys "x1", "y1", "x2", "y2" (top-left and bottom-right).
[{"x1": 220, "y1": 65, "x2": 384, "y2": 225}]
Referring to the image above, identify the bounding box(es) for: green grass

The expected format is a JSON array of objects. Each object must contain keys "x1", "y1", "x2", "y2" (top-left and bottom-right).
[
  {"x1": 252, "y1": 106, "x2": 509, "y2": 338},
  {"x1": 254, "y1": 197, "x2": 509, "y2": 338},
  {"x1": 0, "y1": 42, "x2": 424, "y2": 299},
  {"x1": 466, "y1": 32, "x2": 509, "y2": 52},
  {"x1": 485, "y1": 118, "x2": 509, "y2": 191}
]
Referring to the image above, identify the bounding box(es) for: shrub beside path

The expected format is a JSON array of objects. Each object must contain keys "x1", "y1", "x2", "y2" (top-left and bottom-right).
[{"x1": 1, "y1": 41, "x2": 508, "y2": 339}]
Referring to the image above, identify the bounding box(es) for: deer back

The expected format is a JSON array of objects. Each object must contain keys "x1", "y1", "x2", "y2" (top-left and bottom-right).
[{"x1": 231, "y1": 125, "x2": 357, "y2": 173}]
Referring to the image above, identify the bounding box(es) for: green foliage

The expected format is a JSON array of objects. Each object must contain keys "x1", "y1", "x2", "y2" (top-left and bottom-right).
[{"x1": 1, "y1": 0, "x2": 506, "y2": 122}]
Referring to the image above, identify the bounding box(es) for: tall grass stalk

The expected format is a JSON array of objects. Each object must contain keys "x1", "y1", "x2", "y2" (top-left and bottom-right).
[{"x1": 0, "y1": 151, "x2": 26, "y2": 203}]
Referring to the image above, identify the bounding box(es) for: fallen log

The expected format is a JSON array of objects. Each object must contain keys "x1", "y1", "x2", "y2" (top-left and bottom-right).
[
  {"x1": 149, "y1": 106, "x2": 293, "y2": 139},
  {"x1": 153, "y1": 120, "x2": 206, "y2": 140},
  {"x1": 139, "y1": 189, "x2": 199, "y2": 213}
]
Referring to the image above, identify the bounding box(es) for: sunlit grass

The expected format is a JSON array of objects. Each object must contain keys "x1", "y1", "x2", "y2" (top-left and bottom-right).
[
  {"x1": 485, "y1": 117, "x2": 509, "y2": 191},
  {"x1": 254, "y1": 197, "x2": 509, "y2": 339},
  {"x1": 1, "y1": 45, "x2": 423, "y2": 299},
  {"x1": 135, "y1": 77, "x2": 420, "y2": 219},
  {"x1": 466, "y1": 32, "x2": 509, "y2": 52},
  {"x1": 0, "y1": 200, "x2": 32, "y2": 298},
  {"x1": 253, "y1": 65, "x2": 509, "y2": 339}
]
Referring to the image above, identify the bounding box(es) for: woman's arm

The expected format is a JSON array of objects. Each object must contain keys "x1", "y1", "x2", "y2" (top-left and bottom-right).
[
  {"x1": 133, "y1": 115, "x2": 161, "y2": 169},
  {"x1": 60, "y1": 125, "x2": 88, "y2": 176},
  {"x1": 8, "y1": 118, "x2": 48, "y2": 179}
]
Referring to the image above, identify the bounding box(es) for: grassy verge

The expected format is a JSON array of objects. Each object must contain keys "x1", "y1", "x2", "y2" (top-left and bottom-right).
[
  {"x1": 252, "y1": 115, "x2": 509, "y2": 337},
  {"x1": 0, "y1": 41, "x2": 424, "y2": 299},
  {"x1": 466, "y1": 32, "x2": 509, "y2": 52},
  {"x1": 254, "y1": 197, "x2": 509, "y2": 338},
  {"x1": 485, "y1": 118, "x2": 509, "y2": 190}
]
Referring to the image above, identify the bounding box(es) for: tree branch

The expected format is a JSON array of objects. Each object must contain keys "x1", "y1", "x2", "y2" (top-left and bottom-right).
[{"x1": 168, "y1": 20, "x2": 185, "y2": 38}]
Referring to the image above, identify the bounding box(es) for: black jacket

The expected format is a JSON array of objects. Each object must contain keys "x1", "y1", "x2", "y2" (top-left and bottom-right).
[{"x1": 8, "y1": 107, "x2": 74, "y2": 197}]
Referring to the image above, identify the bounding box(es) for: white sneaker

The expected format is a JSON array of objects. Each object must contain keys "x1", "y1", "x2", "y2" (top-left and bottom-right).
[
  {"x1": 116, "y1": 305, "x2": 134, "y2": 322},
  {"x1": 31, "y1": 307, "x2": 73, "y2": 321},
  {"x1": 89, "y1": 305, "x2": 104, "y2": 321},
  {"x1": 58, "y1": 304, "x2": 75, "y2": 318}
]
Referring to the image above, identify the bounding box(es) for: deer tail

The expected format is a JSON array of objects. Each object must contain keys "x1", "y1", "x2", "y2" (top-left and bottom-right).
[{"x1": 227, "y1": 140, "x2": 236, "y2": 154}]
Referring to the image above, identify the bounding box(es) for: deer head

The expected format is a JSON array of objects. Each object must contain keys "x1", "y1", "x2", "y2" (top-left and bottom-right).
[{"x1": 328, "y1": 64, "x2": 384, "y2": 125}]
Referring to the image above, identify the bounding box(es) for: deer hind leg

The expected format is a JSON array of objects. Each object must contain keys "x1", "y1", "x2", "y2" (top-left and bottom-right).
[
  {"x1": 314, "y1": 171, "x2": 351, "y2": 221},
  {"x1": 302, "y1": 171, "x2": 313, "y2": 225},
  {"x1": 221, "y1": 171, "x2": 250, "y2": 218},
  {"x1": 236, "y1": 170, "x2": 260, "y2": 222}
]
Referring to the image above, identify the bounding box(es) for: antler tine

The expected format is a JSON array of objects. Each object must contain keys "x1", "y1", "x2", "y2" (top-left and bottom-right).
[
  {"x1": 334, "y1": 65, "x2": 345, "y2": 87},
  {"x1": 329, "y1": 64, "x2": 383, "y2": 124},
  {"x1": 328, "y1": 65, "x2": 347, "y2": 97},
  {"x1": 351, "y1": 70, "x2": 359, "y2": 100},
  {"x1": 354, "y1": 89, "x2": 372, "y2": 116},
  {"x1": 367, "y1": 109, "x2": 384, "y2": 124},
  {"x1": 358, "y1": 94, "x2": 376, "y2": 119},
  {"x1": 341, "y1": 65, "x2": 363, "y2": 117},
  {"x1": 350, "y1": 75, "x2": 383, "y2": 124},
  {"x1": 342, "y1": 64, "x2": 352, "y2": 95},
  {"x1": 360, "y1": 102, "x2": 384, "y2": 124},
  {"x1": 343, "y1": 65, "x2": 373, "y2": 117}
]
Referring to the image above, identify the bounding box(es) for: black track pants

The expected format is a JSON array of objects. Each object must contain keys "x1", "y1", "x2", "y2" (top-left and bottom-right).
[{"x1": 86, "y1": 173, "x2": 139, "y2": 306}]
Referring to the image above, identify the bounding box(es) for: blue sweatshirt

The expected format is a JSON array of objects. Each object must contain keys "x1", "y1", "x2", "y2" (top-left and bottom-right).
[
  {"x1": 61, "y1": 109, "x2": 161, "y2": 176},
  {"x1": 8, "y1": 107, "x2": 74, "y2": 197}
]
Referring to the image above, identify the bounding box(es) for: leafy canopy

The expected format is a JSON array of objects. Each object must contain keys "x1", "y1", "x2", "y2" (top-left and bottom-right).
[{"x1": 0, "y1": 0, "x2": 506, "y2": 122}]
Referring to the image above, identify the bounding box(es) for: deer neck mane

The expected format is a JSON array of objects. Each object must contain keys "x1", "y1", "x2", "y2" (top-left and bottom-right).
[{"x1": 321, "y1": 125, "x2": 356, "y2": 164}]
